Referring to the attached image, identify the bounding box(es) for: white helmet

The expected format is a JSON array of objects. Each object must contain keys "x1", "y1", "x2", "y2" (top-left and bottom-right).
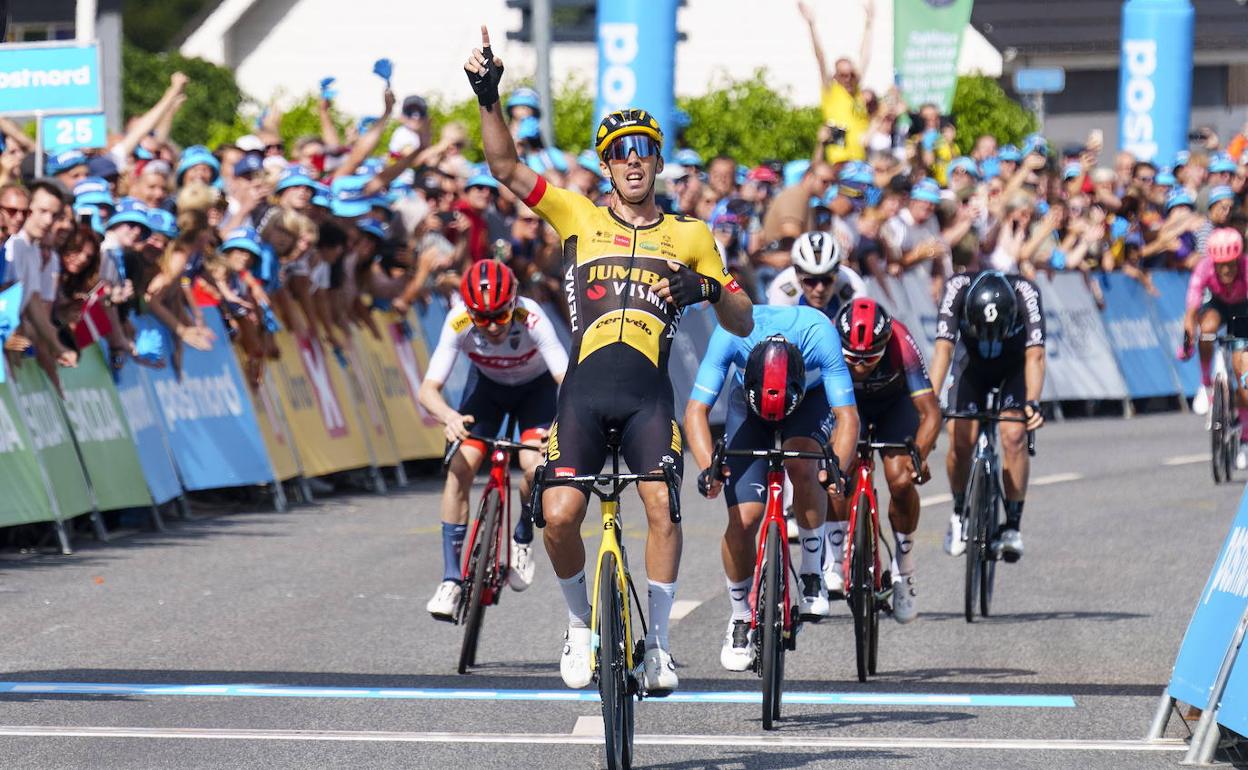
[{"x1": 791, "y1": 231, "x2": 842, "y2": 275}]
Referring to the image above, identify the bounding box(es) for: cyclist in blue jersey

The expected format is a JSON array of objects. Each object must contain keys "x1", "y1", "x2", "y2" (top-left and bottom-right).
[
  {"x1": 685, "y1": 304, "x2": 858, "y2": 671},
  {"x1": 766, "y1": 231, "x2": 868, "y2": 319}
]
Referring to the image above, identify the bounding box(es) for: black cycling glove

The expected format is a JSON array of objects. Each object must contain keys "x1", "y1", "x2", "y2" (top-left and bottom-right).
[
  {"x1": 666, "y1": 264, "x2": 722, "y2": 307},
  {"x1": 696, "y1": 466, "x2": 721, "y2": 498},
  {"x1": 466, "y1": 46, "x2": 504, "y2": 107}
]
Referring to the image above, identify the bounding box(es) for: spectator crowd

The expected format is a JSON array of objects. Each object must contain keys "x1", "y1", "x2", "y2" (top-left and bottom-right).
[{"x1": 1, "y1": 5, "x2": 1244, "y2": 393}]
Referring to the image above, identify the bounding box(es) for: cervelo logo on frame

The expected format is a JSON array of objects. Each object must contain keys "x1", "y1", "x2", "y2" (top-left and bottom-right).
[
  {"x1": 599, "y1": 23, "x2": 639, "y2": 107},
  {"x1": 1122, "y1": 39, "x2": 1158, "y2": 160},
  {"x1": 296, "y1": 337, "x2": 348, "y2": 438}
]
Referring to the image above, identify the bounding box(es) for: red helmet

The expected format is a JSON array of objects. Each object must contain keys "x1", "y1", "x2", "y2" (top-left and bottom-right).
[
  {"x1": 836, "y1": 297, "x2": 893, "y2": 360},
  {"x1": 1208, "y1": 227, "x2": 1244, "y2": 264},
  {"x1": 460, "y1": 260, "x2": 518, "y2": 315},
  {"x1": 743, "y1": 335, "x2": 806, "y2": 423}
]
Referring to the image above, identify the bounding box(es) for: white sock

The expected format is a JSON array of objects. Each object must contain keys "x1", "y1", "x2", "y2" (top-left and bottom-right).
[
  {"x1": 825, "y1": 521, "x2": 848, "y2": 562},
  {"x1": 645, "y1": 580, "x2": 676, "y2": 650},
  {"x1": 557, "y1": 571, "x2": 591, "y2": 628},
  {"x1": 894, "y1": 531, "x2": 916, "y2": 576},
  {"x1": 726, "y1": 576, "x2": 752, "y2": 620},
  {"x1": 798, "y1": 526, "x2": 824, "y2": 575}
]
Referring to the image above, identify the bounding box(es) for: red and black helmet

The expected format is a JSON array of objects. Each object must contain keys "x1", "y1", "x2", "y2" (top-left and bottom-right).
[
  {"x1": 460, "y1": 259, "x2": 518, "y2": 315},
  {"x1": 743, "y1": 335, "x2": 806, "y2": 423},
  {"x1": 836, "y1": 297, "x2": 893, "y2": 359}
]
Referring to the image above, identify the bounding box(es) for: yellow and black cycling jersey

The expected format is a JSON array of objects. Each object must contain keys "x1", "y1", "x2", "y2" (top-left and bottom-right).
[{"x1": 523, "y1": 175, "x2": 736, "y2": 372}]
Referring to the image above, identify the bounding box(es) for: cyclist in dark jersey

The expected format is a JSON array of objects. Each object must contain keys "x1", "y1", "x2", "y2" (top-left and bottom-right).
[
  {"x1": 929, "y1": 270, "x2": 1046, "y2": 563},
  {"x1": 465, "y1": 26, "x2": 754, "y2": 695},
  {"x1": 831, "y1": 298, "x2": 940, "y2": 623}
]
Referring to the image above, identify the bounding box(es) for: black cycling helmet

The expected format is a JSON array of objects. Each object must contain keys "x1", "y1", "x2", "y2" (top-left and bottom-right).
[
  {"x1": 743, "y1": 335, "x2": 806, "y2": 423},
  {"x1": 962, "y1": 271, "x2": 1018, "y2": 343}
]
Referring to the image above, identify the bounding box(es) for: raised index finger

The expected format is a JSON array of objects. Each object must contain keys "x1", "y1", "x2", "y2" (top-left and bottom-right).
[{"x1": 481, "y1": 25, "x2": 491, "y2": 49}]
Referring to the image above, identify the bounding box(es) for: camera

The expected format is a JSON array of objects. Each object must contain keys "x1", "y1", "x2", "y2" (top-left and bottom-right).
[{"x1": 825, "y1": 124, "x2": 847, "y2": 146}]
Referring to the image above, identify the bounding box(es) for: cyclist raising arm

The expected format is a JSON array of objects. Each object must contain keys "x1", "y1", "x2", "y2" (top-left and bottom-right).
[
  {"x1": 465, "y1": 25, "x2": 753, "y2": 695},
  {"x1": 928, "y1": 271, "x2": 1045, "y2": 562},
  {"x1": 684, "y1": 305, "x2": 858, "y2": 670}
]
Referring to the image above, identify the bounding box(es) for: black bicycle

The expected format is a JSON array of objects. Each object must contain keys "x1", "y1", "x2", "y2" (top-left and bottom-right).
[
  {"x1": 945, "y1": 389, "x2": 1035, "y2": 623},
  {"x1": 530, "y1": 428, "x2": 680, "y2": 770}
]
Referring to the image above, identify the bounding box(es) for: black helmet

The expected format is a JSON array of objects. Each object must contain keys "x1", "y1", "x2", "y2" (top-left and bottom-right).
[
  {"x1": 743, "y1": 335, "x2": 806, "y2": 422},
  {"x1": 962, "y1": 271, "x2": 1017, "y2": 343}
]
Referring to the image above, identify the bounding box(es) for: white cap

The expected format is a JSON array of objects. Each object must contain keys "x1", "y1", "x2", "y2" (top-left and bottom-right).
[{"x1": 236, "y1": 134, "x2": 265, "y2": 153}]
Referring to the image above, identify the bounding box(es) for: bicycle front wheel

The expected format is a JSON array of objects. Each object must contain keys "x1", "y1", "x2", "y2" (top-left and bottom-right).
[
  {"x1": 849, "y1": 491, "x2": 875, "y2": 682},
  {"x1": 760, "y1": 521, "x2": 786, "y2": 729},
  {"x1": 598, "y1": 552, "x2": 633, "y2": 770},
  {"x1": 1213, "y1": 375, "x2": 1228, "y2": 484},
  {"x1": 980, "y1": 474, "x2": 1000, "y2": 618},
  {"x1": 963, "y1": 461, "x2": 990, "y2": 624},
  {"x1": 458, "y1": 485, "x2": 501, "y2": 674}
]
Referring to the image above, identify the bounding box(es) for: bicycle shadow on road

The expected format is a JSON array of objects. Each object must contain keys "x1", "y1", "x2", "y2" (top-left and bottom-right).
[
  {"x1": 916, "y1": 610, "x2": 1148, "y2": 624},
  {"x1": 775, "y1": 708, "x2": 975, "y2": 731},
  {"x1": 640, "y1": 748, "x2": 912, "y2": 769}
]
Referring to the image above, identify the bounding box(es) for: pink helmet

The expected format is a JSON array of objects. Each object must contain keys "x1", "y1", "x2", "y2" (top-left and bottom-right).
[{"x1": 1208, "y1": 228, "x2": 1244, "y2": 264}]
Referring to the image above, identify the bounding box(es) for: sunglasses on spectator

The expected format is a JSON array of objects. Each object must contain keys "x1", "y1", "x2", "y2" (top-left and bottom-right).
[
  {"x1": 604, "y1": 135, "x2": 660, "y2": 163},
  {"x1": 799, "y1": 273, "x2": 836, "y2": 288},
  {"x1": 469, "y1": 307, "x2": 514, "y2": 328},
  {"x1": 1, "y1": 206, "x2": 28, "y2": 217},
  {"x1": 266, "y1": 143, "x2": 285, "y2": 153},
  {"x1": 843, "y1": 349, "x2": 885, "y2": 366}
]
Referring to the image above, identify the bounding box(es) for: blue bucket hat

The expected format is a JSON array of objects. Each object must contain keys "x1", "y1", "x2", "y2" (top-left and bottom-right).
[
  {"x1": 106, "y1": 197, "x2": 152, "y2": 232},
  {"x1": 275, "y1": 166, "x2": 317, "y2": 192},
  {"x1": 1062, "y1": 162, "x2": 1083, "y2": 180},
  {"x1": 1174, "y1": 151, "x2": 1191, "y2": 170},
  {"x1": 783, "y1": 159, "x2": 810, "y2": 188},
  {"x1": 576, "y1": 149, "x2": 604, "y2": 178},
  {"x1": 48, "y1": 150, "x2": 88, "y2": 176},
  {"x1": 1166, "y1": 190, "x2": 1196, "y2": 212},
  {"x1": 356, "y1": 218, "x2": 388, "y2": 241},
  {"x1": 997, "y1": 145, "x2": 1022, "y2": 163},
  {"x1": 673, "y1": 148, "x2": 703, "y2": 169},
  {"x1": 221, "y1": 226, "x2": 262, "y2": 258},
  {"x1": 73, "y1": 177, "x2": 113, "y2": 208},
  {"x1": 1155, "y1": 169, "x2": 1178, "y2": 188},
  {"x1": 516, "y1": 116, "x2": 542, "y2": 142},
  {"x1": 75, "y1": 205, "x2": 105, "y2": 236},
  {"x1": 505, "y1": 87, "x2": 541, "y2": 117},
  {"x1": 910, "y1": 179, "x2": 942, "y2": 204},
  {"x1": 330, "y1": 175, "x2": 387, "y2": 218},
  {"x1": 1209, "y1": 185, "x2": 1236, "y2": 206},
  {"x1": 358, "y1": 157, "x2": 386, "y2": 177},
  {"x1": 947, "y1": 156, "x2": 980, "y2": 179},
  {"x1": 670, "y1": 107, "x2": 691, "y2": 130},
  {"x1": 1210, "y1": 154, "x2": 1238, "y2": 175},
  {"x1": 839, "y1": 160, "x2": 874, "y2": 186},
  {"x1": 1022, "y1": 134, "x2": 1048, "y2": 158},
  {"x1": 176, "y1": 145, "x2": 221, "y2": 183},
  {"x1": 310, "y1": 181, "x2": 332, "y2": 209},
  {"x1": 147, "y1": 208, "x2": 179, "y2": 239},
  {"x1": 233, "y1": 154, "x2": 263, "y2": 178},
  {"x1": 88, "y1": 155, "x2": 118, "y2": 179},
  {"x1": 465, "y1": 173, "x2": 500, "y2": 191}
]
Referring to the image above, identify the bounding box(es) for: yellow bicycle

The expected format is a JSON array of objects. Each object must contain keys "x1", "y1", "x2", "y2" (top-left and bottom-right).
[{"x1": 531, "y1": 428, "x2": 680, "y2": 770}]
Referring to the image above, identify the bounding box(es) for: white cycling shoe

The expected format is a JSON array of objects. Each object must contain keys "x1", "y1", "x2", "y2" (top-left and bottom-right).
[
  {"x1": 823, "y1": 558, "x2": 845, "y2": 600},
  {"x1": 1237, "y1": 445, "x2": 1248, "y2": 471},
  {"x1": 560, "y1": 625, "x2": 593, "y2": 689},
  {"x1": 798, "y1": 573, "x2": 831, "y2": 619},
  {"x1": 426, "y1": 580, "x2": 461, "y2": 622},
  {"x1": 642, "y1": 646, "x2": 679, "y2": 696},
  {"x1": 720, "y1": 619, "x2": 754, "y2": 672},
  {"x1": 892, "y1": 574, "x2": 918, "y2": 624},
  {"x1": 1194, "y1": 385, "x2": 1211, "y2": 417},
  {"x1": 944, "y1": 514, "x2": 966, "y2": 557},
  {"x1": 508, "y1": 540, "x2": 535, "y2": 591}
]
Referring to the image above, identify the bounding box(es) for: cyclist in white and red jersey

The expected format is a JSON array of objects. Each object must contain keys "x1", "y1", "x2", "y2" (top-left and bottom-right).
[
  {"x1": 1184, "y1": 227, "x2": 1248, "y2": 467},
  {"x1": 418, "y1": 260, "x2": 568, "y2": 620}
]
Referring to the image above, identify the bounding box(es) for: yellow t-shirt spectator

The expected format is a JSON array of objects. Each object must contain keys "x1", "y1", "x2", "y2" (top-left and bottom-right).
[{"x1": 820, "y1": 81, "x2": 869, "y2": 164}]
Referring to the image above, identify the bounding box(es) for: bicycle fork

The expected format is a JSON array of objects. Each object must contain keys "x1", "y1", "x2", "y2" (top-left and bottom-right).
[
  {"x1": 750, "y1": 474, "x2": 794, "y2": 641},
  {"x1": 589, "y1": 501, "x2": 637, "y2": 679}
]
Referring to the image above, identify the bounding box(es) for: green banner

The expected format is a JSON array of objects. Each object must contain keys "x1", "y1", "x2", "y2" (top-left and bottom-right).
[
  {"x1": 58, "y1": 346, "x2": 152, "y2": 511},
  {"x1": 11, "y1": 360, "x2": 93, "y2": 518},
  {"x1": 0, "y1": 362, "x2": 54, "y2": 526},
  {"x1": 894, "y1": 0, "x2": 975, "y2": 115}
]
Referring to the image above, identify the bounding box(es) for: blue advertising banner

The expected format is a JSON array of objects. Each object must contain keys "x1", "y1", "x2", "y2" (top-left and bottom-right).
[
  {"x1": 1168, "y1": 486, "x2": 1248, "y2": 708},
  {"x1": 1118, "y1": 0, "x2": 1193, "y2": 164},
  {"x1": 141, "y1": 311, "x2": 275, "y2": 490},
  {"x1": 114, "y1": 345, "x2": 183, "y2": 506},
  {"x1": 1150, "y1": 270, "x2": 1200, "y2": 398},
  {"x1": 595, "y1": 0, "x2": 678, "y2": 160},
  {"x1": 1098, "y1": 272, "x2": 1182, "y2": 398},
  {"x1": 41, "y1": 112, "x2": 107, "y2": 154},
  {"x1": 0, "y1": 43, "x2": 101, "y2": 115}
]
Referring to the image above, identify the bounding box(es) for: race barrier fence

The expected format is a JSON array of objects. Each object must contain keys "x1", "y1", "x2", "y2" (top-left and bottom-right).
[{"x1": 0, "y1": 270, "x2": 1207, "y2": 544}]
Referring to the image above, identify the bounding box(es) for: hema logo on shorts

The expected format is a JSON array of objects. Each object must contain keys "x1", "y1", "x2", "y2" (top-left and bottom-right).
[
  {"x1": 153, "y1": 365, "x2": 244, "y2": 426},
  {"x1": 0, "y1": 66, "x2": 91, "y2": 90},
  {"x1": 1122, "y1": 39, "x2": 1159, "y2": 160}
]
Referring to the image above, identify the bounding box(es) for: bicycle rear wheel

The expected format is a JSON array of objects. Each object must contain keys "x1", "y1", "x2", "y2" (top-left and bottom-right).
[
  {"x1": 598, "y1": 552, "x2": 633, "y2": 769},
  {"x1": 850, "y1": 491, "x2": 875, "y2": 682},
  {"x1": 963, "y1": 461, "x2": 989, "y2": 624},
  {"x1": 1213, "y1": 375, "x2": 1228, "y2": 483},
  {"x1": 760, "y1": 521, "x2": 785, "y2": 730},
  {"x1": 457, "y1": 485, "x2": 501, "y2": 674}
]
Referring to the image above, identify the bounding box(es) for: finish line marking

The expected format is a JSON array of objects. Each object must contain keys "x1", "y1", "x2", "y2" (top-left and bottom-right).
[
  {"x1": 1163, "y1": 453, "x2": 1208, "y2": 466},
  {"x1": 0, "y1": 724, "x2": 1186, "y2": 752},
  {"x1": 0, "y1": 682, "x2": 1074, "y2": 708}
]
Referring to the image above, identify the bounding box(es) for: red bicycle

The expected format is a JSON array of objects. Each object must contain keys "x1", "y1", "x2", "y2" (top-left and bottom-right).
[
  {"x1": 840, "y1": 430, "x2": 922, "y2": 683},
  {"x1": 709, "y1": 435, "x2": 840, "y2": 730},
  {"x1": 442, "y1": 434, "x2": 540, "y2": 674}
]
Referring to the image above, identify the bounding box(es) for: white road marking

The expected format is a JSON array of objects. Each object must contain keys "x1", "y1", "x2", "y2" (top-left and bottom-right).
[
  {"x1": 1032, "y1": 472, "x2": 1084, "y2": 486},
  {"x1": 571, "y1": 717, "x2": 602, "y2": 737},
  {"x1": 921, "y1": 493, "x2": 953, "y2": 506},
  {"x1": 668, "y1": 600, "x2": 701, "y2": 621},
  {"x1": 1163, "y1": 454, "x2": 1207, "y2": 466},
  {"x1": 0, "y1": 724, "x2": 1188, "y2": 752}
]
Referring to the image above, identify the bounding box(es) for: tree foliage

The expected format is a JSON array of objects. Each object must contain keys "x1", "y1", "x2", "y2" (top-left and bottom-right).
[
  {"x1": 951, "y1": 75, "x2": 1038, "y2": 155},
  {"x1": 122, "y1": 43, "x2": 243, "y2": 148},
  {"x1": 679, "y1": 71, "x2": 823, "y2": 166},
  {"x1": 122, "y1": 0, "x2": 212, "y2": 53}
]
